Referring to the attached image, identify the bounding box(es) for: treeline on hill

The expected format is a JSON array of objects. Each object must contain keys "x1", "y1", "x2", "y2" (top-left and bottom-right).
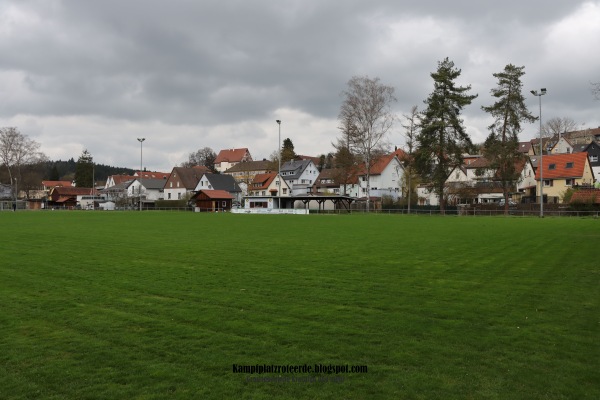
[{"x1": 0, "y1": 159, "x2": 135, "y2": 190}]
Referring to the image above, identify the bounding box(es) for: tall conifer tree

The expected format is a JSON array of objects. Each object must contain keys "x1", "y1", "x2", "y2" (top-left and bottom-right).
[
  {"x1": 415, "y1": 58, "x2": 477, "y2": 212},
  {"x1": 481, "y1": 64, "x2": 537, "y2": 213}
]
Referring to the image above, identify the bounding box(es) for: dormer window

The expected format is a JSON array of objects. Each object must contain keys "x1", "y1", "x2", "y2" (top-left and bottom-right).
[
  {"x1": 565, "y1": 162, "x2": 574, "y2": 169},
  {"x1": 548, "y1": 163, "x2": 556, "y2": 170}
]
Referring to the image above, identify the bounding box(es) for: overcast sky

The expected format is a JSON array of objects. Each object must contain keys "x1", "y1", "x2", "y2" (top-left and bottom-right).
[{"x1": 1, "y1": 0, "x2": 599, "y2": 172}]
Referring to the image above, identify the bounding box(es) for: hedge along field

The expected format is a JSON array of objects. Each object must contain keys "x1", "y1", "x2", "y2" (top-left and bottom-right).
[{"x1": 0, "y1": 212, "x2": 598, "y2": 399}]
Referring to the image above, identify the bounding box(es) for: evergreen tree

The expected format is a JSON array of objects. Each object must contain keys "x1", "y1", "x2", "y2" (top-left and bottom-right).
[
  {"x1": 49, "y1": 164, "x2": 60, "y2": 181},
  {"x1": 415, "y1": 58, "x2": 477, "y2": 212},
  {"x1": 481, "y1": 64, "x2": 537, "y2": 213},
  {"x1": 74, "y1": 150, "x2": 94, "y2": 187},
  {"x1": 281, "y1": 138, "x2": 296, "y2": 163}
]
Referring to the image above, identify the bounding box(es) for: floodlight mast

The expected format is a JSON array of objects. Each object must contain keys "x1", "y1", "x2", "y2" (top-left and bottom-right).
[
  {"x1": 137, "y1": 138, "x2": 145, "y2": 211},
  {"x1": 276, "y1": 120, "x2": 281, "y2": 209},
  {"x1": 530, "y1": 89, "x2": 546, "y2": 217}
]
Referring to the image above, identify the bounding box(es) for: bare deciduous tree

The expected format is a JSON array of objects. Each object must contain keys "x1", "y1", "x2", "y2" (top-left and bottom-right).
[
  {"x1": 339, "y1": 75, "x2": 396, "y2": 210},
  {"x1": 0, "y1": 127, "x2": 46, "y2": 194},
  {"x1": 182, "y1": 147, "x2": 217, "y2": 171},
  {"x1": 400, "y1": 105, "x2": 420, "y2": 212},
  {"x1": 541, "y1": 117, "x2": 578, "y2": 138}
]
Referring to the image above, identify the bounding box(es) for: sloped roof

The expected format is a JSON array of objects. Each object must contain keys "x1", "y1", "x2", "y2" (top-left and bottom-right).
[
  {"x1": 570, "y1": 189, "x2": 600, "y2": 204},
  {"x1": 50, "y1": 186, "x2": 95, "y2": 196},
  {"x1": 170, "y1": 166, "x2": 209, "y2": 189},
  {"x1": 203, "y1": 173, "x2": 241, "y2": 192},
  {"x1": 572, "y1": 141, "x2": 600, "y2": 154},
  {"x1": 224, "y1": 160, "x2": 271, "y2": 173},
  {"x1": 281, "y1": 159, "x2": 313, "y2": 180},
  {"x1": 518, "y1": 142, "x2": 532, "y2": 154},
  {"x1": 465, "y1": 157, "x2": 491, "y2": 169},
  {"x1": 138, "y1": 178, "x2": 167, "y2": 190},
  {"x1": 358, "y1": 149, "x2": 406, "y2": 175},
  {"x1": 215, "y1": 148, "x2": 250, "y2": 164},
  {"x1": 251, "y1": 172, "x2": 277, "y2": 190},
  {"x1": 108, "y1": 175, "x2": 136, "y2": 186},
  {"x1": 135, "y1": 171, "x2": 170, "y2": 179},
  {"x1": 42, "y1": 180, "x2": 73, "y2": 188},
  {"x1": 196, "y1": 189, "x2": 234, "y2": 199},
  {"x1": 535, "y1": 152, "x2": 589, "y2": 179}
]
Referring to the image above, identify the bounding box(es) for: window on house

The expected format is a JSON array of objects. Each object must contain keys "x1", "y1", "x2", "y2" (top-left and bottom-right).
[
  {"x1": 168, "y1": 193, "x2": 171, "y2": 199},
  {"x1": 222, "y1": 201, "x2": 226, "y2": 207},
  {"x1": 565, "y1": 179, "x2": 575, "y2": 186},
  {"x1": 177, "y1": 182, "x2": 180, "y2": 188},
  {"x1": 548, "y1": 164, "x2": 556, "y2": 170},
  {"x1": 170, "y1": 182, "x2": 173, "y2": 188},
  {"x1": 283, "y1": 188, "x2": 287, "y2": 194},
  {"x1": 566, "y1": 162, "x2": 574, "y2": 169},
  {"x1": 178, "y1": 193, "x2": 181, "y2": 199},
  {"x1": 543, "y1": 179, "x2": 553, "y2": 187},
  {"x1": 590, "y1": 155, "x2": 598, "y2": 162},
  {"x1": 262, "y1": 191, "x2": 266, "y2": 196}
]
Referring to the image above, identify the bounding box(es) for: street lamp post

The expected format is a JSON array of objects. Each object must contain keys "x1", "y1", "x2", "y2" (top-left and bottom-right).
[
  {"x1": 530, "y1": 88, "x2": 546, "y2": 218},
  {"x1": 276, "y1": 120, "x2": 281, "y2": 209},
  {"x1": 137, "y1": 138, "x2": 145, "y2": 211}
]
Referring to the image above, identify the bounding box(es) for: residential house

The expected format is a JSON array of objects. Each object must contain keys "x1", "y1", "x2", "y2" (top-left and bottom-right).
[
  {"x1": 535, "y1": 152, "x2": 595, "y2": 203},
  {"x1": 573, "y1": 141, "x2": 600, "y2": 181},
  {"x1": 214, "y1": 148, "x2": 252, "y2": 173},
  {"x1": 128, "y1": 178, "x2": 167, "y2": 207},
  {"x1": 194, "y1": 173, "x2": 242, "y2": 203},
  {"x1": 445, "y1": 159, "x2": 503, "y2": 205},
  {"x1": 549, "y1": 136, "x2": 574, "y2": 154},
  {"x1": 190, "y1": 190, "x2": 234, "y2": 212},
  {"x1": 356, "y1": 149, "x2": 405, "y2": 202},
  {"x1": 223, "y1": 159, "x2": 272, "y2": 195},
  {"x1": 245, "y1": 172, "x2": 291, "y2": 209},
  {"x1": 518, "y1": 141, "x2": 534, "y2": 156},
  {"x1": 101, "y1": 179, "x2": 134, "y2": 206},
  {"x1": 314, "y1": 169, "x2": 342, "y2": 195},
  {"x1": 134, "y1": 171, "x2": 170, "y2": 180},
  {"x1": 42, "y1": 180, "x2": 73, "y2": 190},
  {"x1": 105, "y1": 175, "x2": 135, "y2": 189},
  {"x1": 47, "y1": 186, "x2": 95, "y2": 209},
  {"x1": 280, "y1": 159, "x2": 319, "y2": 196},
  {"x1": 163, "y1": 166, "x2": 209, "y2": 201},
  {"x1": 563, "y1": 127, "x2": 600, "y2": 145}
]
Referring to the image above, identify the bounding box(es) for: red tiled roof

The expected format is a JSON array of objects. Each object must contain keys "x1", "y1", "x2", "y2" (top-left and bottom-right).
[
  {"x1": 215, "y1": 148, "x2": 250, "y2": 164},
  {"x1": 51, "y1": 187, "x2": 96, "y2": 196},
  {"x1": 42, "y1": 180, "x2": 72, "y2": 188},
  {"x1": 135, "y1": 171, "x2": 169, "y2": 179},
  {"x1": 251, "y1": 172, "x2": 276, "y2": 190},
  {"x1": 358, "y1": 149, "x2": 406, "y2": 175},
  {"x1": 109, "y1": 175, "x2": 136, "y2": 185},
  {"x1": 198, "y1": 189, "x2": 234, "y2": 199},
  {"x1": 535, "y1": 152, "x2": 589, "y2": 179},
  {"x1": 570, "y1": 189, "x2": 600, "y2": 204}
]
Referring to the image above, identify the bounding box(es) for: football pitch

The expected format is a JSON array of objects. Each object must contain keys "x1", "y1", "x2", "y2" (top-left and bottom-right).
[{"x1": 0, "y1": 212, "x2": 598, "y2": 399}]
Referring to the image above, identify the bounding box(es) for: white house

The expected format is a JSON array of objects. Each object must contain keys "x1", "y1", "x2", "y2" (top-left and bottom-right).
[
  {"x1": 280, "y1": 159, "x2": 319, "y2": 196},
  {"x1": 127, "y1": 178, "x2": 167, "y2": 202},
  {"x1": 356, "y1": 149, "x2": 405, "y2": 201},
  {"x1": 194, "y1": 173, "x2": 242, "y2": 203},
  {"x1": 214, "y1": 148, "x2": 252, "y2": 173}
]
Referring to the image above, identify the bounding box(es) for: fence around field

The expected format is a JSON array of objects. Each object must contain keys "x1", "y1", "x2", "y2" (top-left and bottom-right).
[
  {"x1": 3, "y1": 202, "x2": 599, "y2": 217},
  {"x1": 309, "y1": 208, "x2": 600, "y2": 217}
]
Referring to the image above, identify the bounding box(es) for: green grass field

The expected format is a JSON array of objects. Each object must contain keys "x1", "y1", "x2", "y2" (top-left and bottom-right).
[{"x1": 0, "y1": 212, "x2": 598, "y2": 399}]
